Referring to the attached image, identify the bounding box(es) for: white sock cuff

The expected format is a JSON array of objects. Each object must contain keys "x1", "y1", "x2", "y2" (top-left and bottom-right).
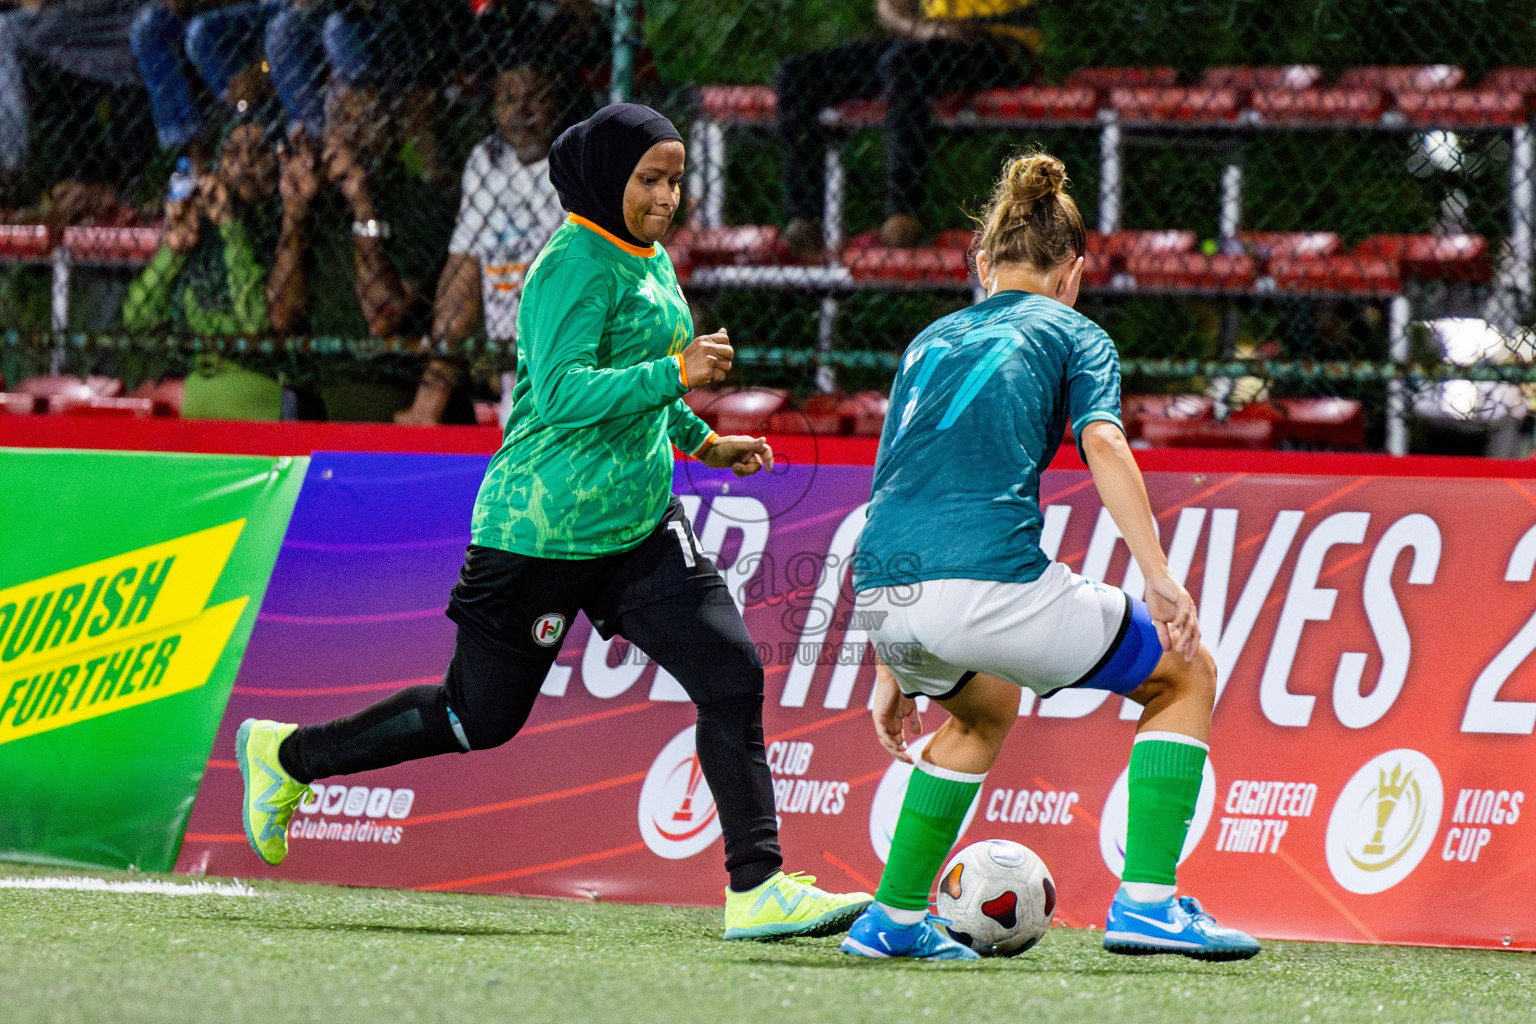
[
  {"x1": 1133, "y1": 730, "x2": 1209, "y2": 752},
  {"x1": 914, "y1": 755, "x2": 987, "y2": 785},
  {"x1": 877, "y1": 902, "x2": 928, "y2": 925}
]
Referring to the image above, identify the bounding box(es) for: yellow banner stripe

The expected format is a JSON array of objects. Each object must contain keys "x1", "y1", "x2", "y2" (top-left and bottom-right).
[
  {"x1": 0, "y1": 520, "x2": 245, "y2": 677},
  {"x1": 0, "y1": 597, "x2": 248, "y2": 746}
]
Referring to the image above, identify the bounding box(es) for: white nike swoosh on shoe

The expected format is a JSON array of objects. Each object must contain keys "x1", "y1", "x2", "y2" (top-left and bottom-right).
[
  {"x1": 877, "y1": 931, "x2": 890, "y2": 949},
  {"x1": 1123, "y1": 911, "x2": 1189, "y2": 934}
]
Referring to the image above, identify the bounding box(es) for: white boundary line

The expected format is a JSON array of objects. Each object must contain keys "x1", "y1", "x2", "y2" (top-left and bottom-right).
[{"x1": 0, "y1": 876, "x2": 259, "y2": 897}]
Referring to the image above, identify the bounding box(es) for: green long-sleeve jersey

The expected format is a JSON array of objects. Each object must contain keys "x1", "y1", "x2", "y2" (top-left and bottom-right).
[{"x1": 470, "y1": 215, "x2": 715, "y2": 559}]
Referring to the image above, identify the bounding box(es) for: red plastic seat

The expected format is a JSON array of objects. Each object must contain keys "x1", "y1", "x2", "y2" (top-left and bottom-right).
[
  {"x1": 1124, "y1": 252, "x2": 1257, "y2": 290},
  {"x1": 712, "y1": 388, "x2": 789, "y2": 434},
  {"x1": 838, "y1": 390, "x2": 888, "y2": 437},
  {"x1": 932, "y1": 228, "x2": 976, "y2": 251},
  {"x1": 62, "y1": 226, "x2": 163, "y2": 264},
  {"x1": 767, "y1": 393, "x2": 843, "y2": 435},
  {"x1": 131, "y1": 377, "x2": 185, "y2": 417},
  {"x1": 1066, "y1": 67, "x2": 1178, "y2": 93},
  {"x1": 1395, "y1": 90, "x2": 1526, "y2": 128},
  {"x1": 1276, "y1": 397, "x2": 1367, "y2": 448},
  {"x1": 680, "y1": 387, "x2": 720, "y2": 429},
  {"x1": 846, "y1": 246, "x2": 969, "y2": 284},
  {"x1": 1, "y1": 393, "x2": 39, "y2": 415},
  {"x1": 821, "y1": 98, "x2": 887, "y2": 128},
  {"x1": 670, "y1": 225, "x2": 791, "y2": 267},
  {"x1": 1338, "y1": 65, "x2": 1464, "y2": 93},
  {"x1": 1081, "y1": 251, "x2": 1113, "y2": 286},
  {"x1": 1354, "y1": 234, "x2": 1491, "y2": 283},
  {"x1": 48, "y1": 395, "x2": 153, "y2": 417},
  {"x1": 17, "y1": 375, "x2": 97, "y2": 400},
  {"x1": 0, "y1": 224, "x2": 52, "y2": 259},
  {"x1": 1250, "y1": 88, "x2": 1384, "y2": 125},
  {"x1": 1102, "y1": 230, "x2": 1198, "y2": 262},
  {"x1": 1110, "y1": 86, "x2": 1242, "y2": 123},
  {"x1": 1201, "y1": 66, "x2": 1322, "y2": 92},
  {"x1": 1139, "y1": 416, "x2": 1279, "y2": 449},
  {"x1": 1122, "y1": 394, "x2": 1212, "y2": 441},
  {"x1": 968, "y1": 85, "x2": 1097, "y2": 122},
  {"x1": 698, "y1": 85, "x2": 777, "y2": 124},
  {"x1": 1269, "y1": 255, "x2": 1400, "y2": 294},
  {"x1": 1482, "y1": 68, "x2": 1536, "y2": 96},
  {"x1": 1238, "y1": 231, "x2": 1340, "y2": 259}
]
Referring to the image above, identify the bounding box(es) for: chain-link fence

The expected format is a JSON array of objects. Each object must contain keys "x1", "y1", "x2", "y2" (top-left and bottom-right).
[{"x1": 2, "y1": 0, "x2": 1536, "y2": 453}]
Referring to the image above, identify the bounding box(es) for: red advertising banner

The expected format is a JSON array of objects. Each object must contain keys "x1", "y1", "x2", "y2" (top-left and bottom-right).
[{"x1": 179, "y1": 451, "x2": 1536, "y2": 950}]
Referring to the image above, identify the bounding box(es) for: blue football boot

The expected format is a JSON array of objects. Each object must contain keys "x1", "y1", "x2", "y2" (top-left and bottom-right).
[
  {"x1": 839, "y1": 903, "x2": 980, "y2": 961},
  {"x1": 1103, "y1": 889, "x2": 1261, "y2": 961}
]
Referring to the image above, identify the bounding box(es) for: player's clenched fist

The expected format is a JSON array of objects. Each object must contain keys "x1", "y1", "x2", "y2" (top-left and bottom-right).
[{"x1": 681, "y1": 327, "x2": 733, "y2": 386}]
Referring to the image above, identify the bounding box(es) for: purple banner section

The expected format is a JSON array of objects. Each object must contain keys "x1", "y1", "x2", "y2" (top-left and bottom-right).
[{"x1": 177, "y1": 451, "x2": 880, "y2": 905}]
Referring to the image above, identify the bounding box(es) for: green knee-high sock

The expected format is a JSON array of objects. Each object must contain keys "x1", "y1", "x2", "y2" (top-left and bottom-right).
[
  {"x1": 875, "y1": 759, "x2": 984, "y2": 912},
  {"x1": 1122, "y1": 731, "x2": 1208, "y2": 891}
]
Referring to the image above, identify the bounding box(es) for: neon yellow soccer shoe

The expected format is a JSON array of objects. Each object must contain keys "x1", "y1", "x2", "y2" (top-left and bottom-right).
[
  {"x1": 235, "y1": 718, "x2": 308, "y2": 866},
  {"x1": 723, "y1": 871, "x2": 873, "y2": 940}
]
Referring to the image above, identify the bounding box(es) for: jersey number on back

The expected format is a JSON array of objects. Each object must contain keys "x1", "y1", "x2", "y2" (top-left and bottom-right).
[{"x1": 892, "y1": 326, "x2": 1027, "y2": 445}]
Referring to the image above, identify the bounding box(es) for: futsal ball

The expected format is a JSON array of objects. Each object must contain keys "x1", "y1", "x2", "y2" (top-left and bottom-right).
[{"x1": 935, "y1": 839, "x2": 1056, "y2": 956}]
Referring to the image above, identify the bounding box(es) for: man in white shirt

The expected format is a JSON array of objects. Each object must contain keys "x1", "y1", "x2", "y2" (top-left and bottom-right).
[{"x1": 396, "y1": 62, "x2": 567, "y2": 425}]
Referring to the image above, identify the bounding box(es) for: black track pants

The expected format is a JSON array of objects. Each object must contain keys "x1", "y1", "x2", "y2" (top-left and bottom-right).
[{"x1": 280, "y1": 499, "x2": 783, "y2": 892}]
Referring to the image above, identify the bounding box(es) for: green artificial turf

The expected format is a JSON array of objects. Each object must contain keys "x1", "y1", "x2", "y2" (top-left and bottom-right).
[{"x1": 0, "y1": 864, "x2": 1530, "y2": 1024}]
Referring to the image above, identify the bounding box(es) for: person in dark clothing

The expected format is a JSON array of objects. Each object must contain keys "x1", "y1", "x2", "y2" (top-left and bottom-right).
[{"x1": 775, "y1": 0, "x2": 1039, "y2": 259}]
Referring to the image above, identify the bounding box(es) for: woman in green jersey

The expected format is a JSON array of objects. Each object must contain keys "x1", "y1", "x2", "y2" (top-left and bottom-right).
[{"x1": 236, "y1": 104, "x2": 871, "y2": 939}]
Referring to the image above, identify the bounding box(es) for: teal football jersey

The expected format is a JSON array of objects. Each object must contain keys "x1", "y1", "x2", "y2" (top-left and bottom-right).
[{"x1": 854, "y1": 290, "x2": 1124, "y2": 590}]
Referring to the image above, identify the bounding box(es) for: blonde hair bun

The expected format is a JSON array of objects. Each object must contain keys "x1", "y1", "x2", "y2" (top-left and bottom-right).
[
  {"x1": 1006, "y1": 153, "x2": 1068, "y2": 210},
  {"x1": 976, "y1": 149, "x2": 1085, "y2": 274}
]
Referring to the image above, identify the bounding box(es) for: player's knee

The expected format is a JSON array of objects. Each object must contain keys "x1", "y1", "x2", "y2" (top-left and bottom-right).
[
  {"x1": 1185, "y1": 646, "x2": 1217, "y2": 710},
  {"x1": 948, "y1": 704, "x2": 1013, "y2": 747}
]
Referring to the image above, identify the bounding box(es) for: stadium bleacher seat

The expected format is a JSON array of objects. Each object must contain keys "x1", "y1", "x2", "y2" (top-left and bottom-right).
[
  {"x1": 1065, "y1": 67, "x2": 1178, "y2": 94},
  {"x1": 1274, "y1": 397, "x2": 1367, "y2": 448},
  {"x1": 845, "y1": 243, "x2": 969, "y2": 284},
  {"x1": 1482, "y1": 67, "x2": 1536, "y2": 99},
  {"x1": 1249, "y1": 86, "x2": 1384, "y2": 125},
  {"x1": 1139, "y1": 416, "x2": 1279, "y2": 449},
  {"x1": 767, "y1": 393, "x2": 843, "y2": 434},
  {"x1": 1124, "y1": 252, "x2": 1258, "y2": 290},
  {"x1": 1238, "y1": 231, "x2": 1341, "y2": 259},
  {"x1": 1111, "y1": 86, "x2": 1243, "y2": 123},
  {"x1": 712, "y1": 388, "x2": 789, "y2": 434},
  {"x1": 670, "y1": 225, "x2": 791, "y2": 267},
  {"x1": 1122, "y1": 394, "x2": 1213, "y2": 441},
  {"x1": 1101, "y1": 230, "x2": 1198, "y2": 262},
  {"x1": 1201, "y1": 66, "x2": 1323, "y2": 92},
  {"x1": 699, "y1": 85, "x2": 776, "y2": 124},
  {"x1": 681, "y1": 387, "x2": 720, "y2": 428},
  {"x1": 18, "y1": 375, "x2": 98, "y2": 402},
  {"x1": 1338, "y1": 65, "x2": 1464, "y2": 93},
  {"x1": 968, "y1": 85, "x2": 1097, "y2": 122},
  {"x1": 1269, "y1": 253, "x2": 1400, "y2": 294},
  {"x1": 838, "y1": 390, "x2": 888, "y2": 436},
  {"x1": 62, "y1": 226, "x2": 163, "y2": 265},
  {"x1": 0, "y1": 224, "x2": 53, "y2": 260},
  {"x1": 1, "y1": 392, "x2": 38, "y2": 415},
  {"x1": 131, "y1": 377, "x2": 185, "y2": 417},
  {"x1": 1396, "y1": 89, "x2": 1525, "y2": 128},
  {"x1": 1354, "y1": 234, "x2": 1491, "y2": 282}
]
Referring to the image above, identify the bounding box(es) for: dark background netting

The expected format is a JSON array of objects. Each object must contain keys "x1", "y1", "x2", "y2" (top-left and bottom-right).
[{"x1": 2, "y1": 0, "x2": 1535, "y2": 453}]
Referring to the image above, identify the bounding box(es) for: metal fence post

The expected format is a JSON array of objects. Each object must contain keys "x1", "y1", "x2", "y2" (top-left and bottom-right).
[
  {"x1": 1098, "y1": 109, "x2": 1121, "y2": 235},
  {"x1": 610, "y1": 0, "x2": 639, "y2": 105},
  {"x1": 1387, "y1": 294, "x2": 1412, "y2": 456},
  {"x1": 1510, "y1": 124, "x2": 1533, "y2": 318}
]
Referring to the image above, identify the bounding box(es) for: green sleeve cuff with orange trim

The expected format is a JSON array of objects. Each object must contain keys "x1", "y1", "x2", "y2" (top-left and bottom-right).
[{"x1": 667, "y1": 400, "x2": 715, "y2": 457}]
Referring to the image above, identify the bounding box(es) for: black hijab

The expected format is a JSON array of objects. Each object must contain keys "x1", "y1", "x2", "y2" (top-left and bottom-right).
[{"x1": 549, "y1": 103, "x2": 682, "y2": 247}]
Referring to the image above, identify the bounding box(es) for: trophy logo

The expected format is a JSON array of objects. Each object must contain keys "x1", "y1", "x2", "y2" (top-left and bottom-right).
[{"x1": 1327, "y1": 749, "x2": 1443, "y2": 895}]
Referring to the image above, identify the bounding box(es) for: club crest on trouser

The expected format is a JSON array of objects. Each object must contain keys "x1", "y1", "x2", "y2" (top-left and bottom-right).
[{"x1": 531, "y1": 613, "x2": 567, "y2": 647}]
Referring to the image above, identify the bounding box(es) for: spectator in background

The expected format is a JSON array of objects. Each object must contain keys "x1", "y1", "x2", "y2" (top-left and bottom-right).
[
  {"x1": 394, "y1": 60, "x2": 569, "y2": 425},
  {"x1": 775, "y1": 0, "x2": 1039, "y2": 260},
  {"x1": 264, "y1": 82, "x2": 456, "y2": 418},
  {"x1": 130, "y1": 0, "x2": 276, "y2": 153},
  {"x1": 120, "y1": 115, "x2": 303, "y2": 418},
  {"x1": 122, "y1": 116, "x2": 278, "y2": 336},
  {"x1": 0, "y1": 0, "x2": 152, "y2": 187}
]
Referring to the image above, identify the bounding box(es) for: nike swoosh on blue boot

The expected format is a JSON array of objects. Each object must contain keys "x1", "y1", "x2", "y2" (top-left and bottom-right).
[
  {"x1": 840, "y1": 903, "x2": 979, "y2": 961},
  {"x1": 1103, "y1": 889, "x2": 1261, "y2": 961}
]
